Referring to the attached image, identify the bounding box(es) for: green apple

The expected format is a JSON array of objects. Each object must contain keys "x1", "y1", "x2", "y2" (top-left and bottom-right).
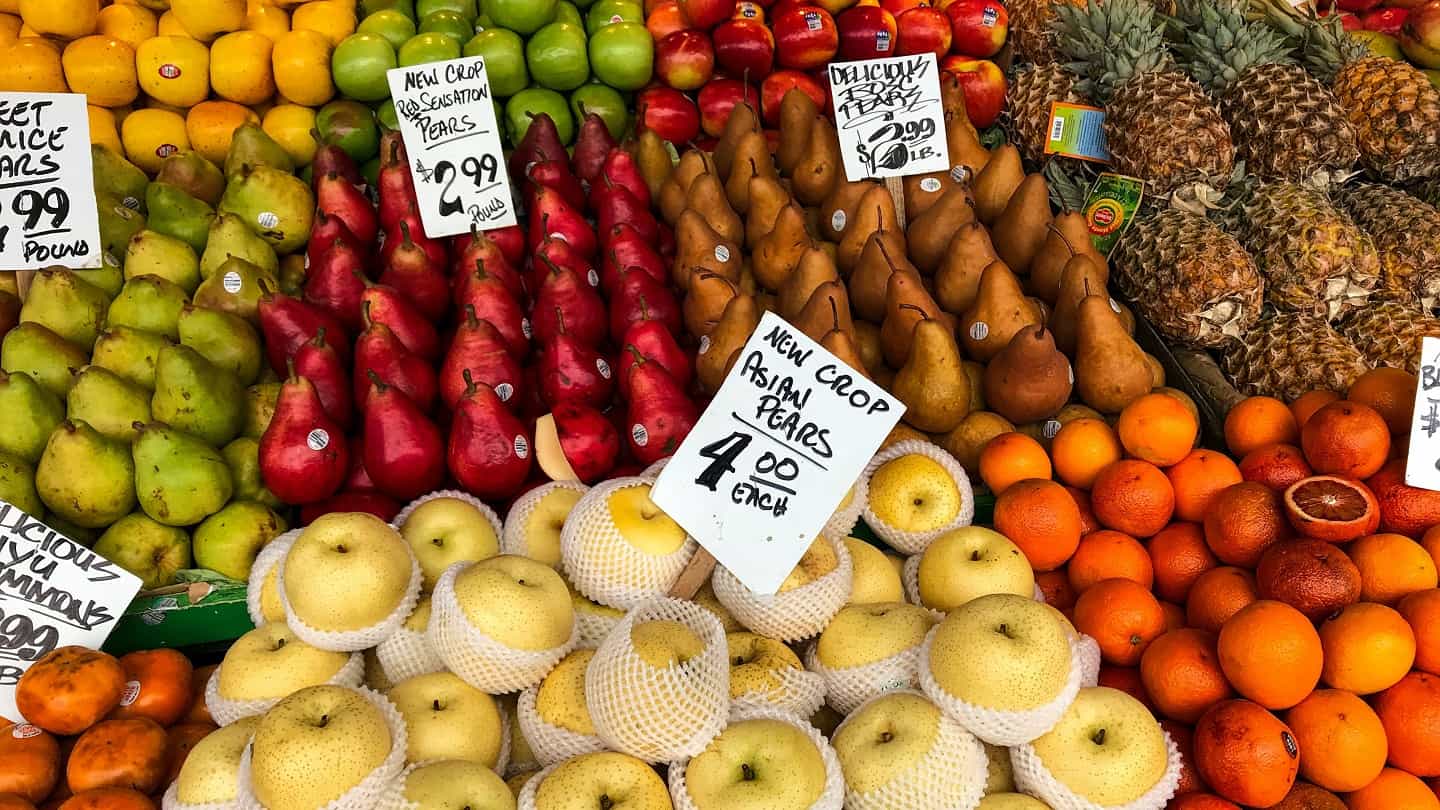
[
  {"x1": 452, "y1": 555, "x2": 575, "y2": 651},
  {"x1": 569, "y1": 82, "x2": 628, "y2": 139},
  {"x1": 420, "y1": 9, "x2": 473, "y2": 41},
  {"x1": 283, "y1": 512, "x2": 416, "y2": 633},
  {"x1": 332, "y1": 33, "x2": 398, "y2": 102},
  {"x1": 842, "y1": 537, "x2": 904, "y2": 604},
  {"x1": 464, "y1": 28, "x2": 529, "y2": 96},
  {"x1": 417, "y1": 0, "x2": 477, "y2": 20},
  {"x1": 397, "y1": 495, "x2": 501, "y2": 590},
  {"x1": 527, "y1": 21, "x2": 589, "y2": 91},
  {"x1": 483, "y1": 0, "x2": 558, "y2": 35},
  {"x1": 683, "y1": 718, "x2": 827, "y2": 810},
  {"x1": 376, "y1": 98, "x2": 399, "y2": 129},
  {"x1": 174, "y1": 717, "x2": 261, "y2": 805},
  {"x1": 815, "y1": 603, "x2": 938, "y2": 670},
  {"x1": 586, "y1": 0, "x2": 641, "y2": 32},
  {"x1": 532, "y1": 752, "x2": 671, "y2": 809},
  {"x1": 831, "y1": 691, "x2": 948, "y2": 796},
  {"x1": 399, "y1": 760, "x2": 514, "y2": 810},
  {"x1": 556, "y1": 0, "x2": 584, "y2": 27},
  {"x1": 506, "y1": 86, "x2": 575, "y2": 145},
  {"x1": 215, "y1": 623, "x2": 353, "y2": 702},
  {"x1": 399, "y1": 30, "x2": 463, "y2": 65},
  {"x1": 587, "y1": 21, "x2": 653, "y2": 91},
  {"x1": 250, "y1": 686, "x2": 395, "y2": 810},
  {"x1": 917, "y1": 526, "x2": 1035, "y2": 612},
  {"x1": 192, "y1": 501, "x2": 286, "y2": 581},
  {"x1": 357, "y1": 9, "x2": 416, "y2": 49},
  {"x1": 93, "y1": 513, "x2": 190, "y2": 590},
  {"x1": 928, "y1": 593, "x2": 1074, "y2": 712},
  {"x1": 362, "y1": 0, "x2": 416, "y2": 20},
  {"x1": 1028, "y1": 686, "x2": 1171, "y2": 806},
  {"x1": 389, "y1": 671, "x2": 506, "y2": 767},
  {"x1": 536, "y1": 648, "x2": 599, "y2": 735},
  {"x1": 316, "y1": 99, "x2": 381, "y2": 161}
]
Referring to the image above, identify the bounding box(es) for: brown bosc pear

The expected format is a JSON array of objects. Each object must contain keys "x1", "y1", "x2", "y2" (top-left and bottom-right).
[
  {"x1": 778, "y1": 247, "x2": 840, "y2": 319},
  {"x1": 660, "y1": 149, "x2": 717, "y2": 224},
  {"x1": 837, "y1": 186, "x2": 900, "y2": 273},
  {"x1": 714, "y1": 100, "x2": 759, "y2": 180},
  {"x1": 982, "y1": 325, "x2": 1074, "y2": 424},
  {"x1": 880, "y1": 271, "x2": 949, "y2": 368},
  {"x1": 819, "y1": 180, "x2": 876, "y2": 243},
  {"x1": 745, "y1": 167, "x2": 793, "y2": 249},
  {"x1": 820, "y1": 297, "x2": 870, "y2": 379},
  {"x1": 672, "y1": 209, "x2": 743, "y2": 290},
  {"x1": 1028, "y1": 211, "x2": 1108, "y2": 304},
  {"x1": 683, "y1": 171, "x2": 744, "y2": 245},
  {"x1": 849, "y1": 229, "x2": 914, "y2": 323},
  {"x1": 990, "y1": 173, "x2": 1053, "y2": 275},
  {"x1": 891, "y1": 314, "x2": 971, "y2": 433},
  {"x1": 935, "y1": 222, "x2": 1001, "y2": 316},
  {"x1": 793, "y1": 281, "x2": 854, "y2": 343},
  {"x1": 684, "y1": 271, "x2": 740, "y2": 337},
  {"x1": 751, "y1": 203, "x2": 815, "y2": 291},
  {"x1": 726, "y1": 131, "x2": 777, "y2": 213},
  {"x1": 960, "y1": 261, "x2": 1043, "y2": 362},
  {"x1": 1074, "y1": 286, "x2": 1153, "y2": 413},
  {"x1": 941, "y1": 73, "x2": 990, "y2": 178},
  {"x1": 777, "y1": 89, "x2": 819, "y2": 175},
  {"x1": 903, "y1": 172, "x2": 957, "y2": 221},
  {"x1": 697, "y1": 293, "x2": 761, "y2": 393},
  {"x1": 792, "y1": 116, "x2": 843, "y2": 206},
  {"x1": 1049, "y1": 254, "x2": 1110, "y2": 356},
  {"x1": 853, "y1": 321, "x2": 884, "y2": 377},
  {"x1": 631, "y1": 129, "x2": 674, "y2": 200},
  {"x1": 972, "y1": 144, "x2": 1024, "y2": 226},
  {"x1": 906, "y1": 184, "x2": 976, "y2": 273}
]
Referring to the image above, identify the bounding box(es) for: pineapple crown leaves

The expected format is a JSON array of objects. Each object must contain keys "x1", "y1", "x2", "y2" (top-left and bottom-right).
[
  {"x1": 1251, "y1": 0, "x2": 1369, "y2": 81},
  {"x1": 1051, "y1": 0, "x2": 1173, "y2": 103},
  {"x1": 1165, "y1": 0, "x2": 1297, "y2": 94}
]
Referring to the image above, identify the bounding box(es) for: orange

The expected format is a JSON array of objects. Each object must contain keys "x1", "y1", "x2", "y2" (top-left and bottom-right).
[
  {"x1": 992, "y1": 478, "x2": 1082, "y2": 572},
  {"x1": 1203, "y1": 482, "x2": 1291, "y2": 567},
  {"x1": 1168, "y1": 796, "x2": 1241, "y2": 810},
  {"x1": 1291, "y1": 389, "x2": 1342, "y2": 430},
  {"x1": 1399, "y1": 589, "x2": 1440, "y2": 675},
  {"x1": 1216, "y1": 600, "x2": 1323, "y2": 710},
  {"x1": 1161, "y1": 599, "x2": 1186, "y2": 630},
  {"x1": 1067, "y1": 530, "x2": 1153, "y2": 593},
  {"x1": 1285, "y1": 689, "x2": 1387, "y2": 793},
  {"x1": 1348, "y1": 367, "x2": 1418, "y2": 435},
  {"x1": 1051, "y1": 417, "x2": 1122, "y2": 489},
  {"x1": 1072, "y1": 578, "x2": 1166, "y2": 666},
  {"x1": 978, "y1": 432, "x2": 1051, "y2": 495},
  {"x1": 1150, "y1": 522, "x2": 1219, "y2": 604},
  {"x1": 1374, "y1": 672, "x2": 1440, "y2": 777},
  {"x1": 1345, "y1": 768, "x2": 1440, "y2": 810},
  {"x1": 1300, "y1": 401, "x2": 1391, "y2": 479},
  {"x1": 1268, "y1": 782, "x2": 1347, "y2": 810},
  {"x1": 1119, "y1": 392, "x2": 1200, "y2": 466},
  {"x1": 1349, "y1": 532, "x2": 1439, "y2": 605},
  {"x1": 1318, "y1": 602, "x2": 1416, "y2": 695},
  {"x1": 1089, "y1": 459, "x2": 1175, "y2": 538},
  {"x1": 1066, "y1": 485, "x2": 1100, "y2": 535},
  {"x1": 1281, "y1": 475, "x2": 1380, "y2": 542},
  {"x1": 1168, "y1": 449, "x2": 1244, "y2": 522},
  {"x1": 1226, "y1": 396, "x2": 1300, "y2": 457},
  {"x1": 1140, "y1": 628, "x2": 1233, "y2": 724},
  {"x1": 1097, "y1": 665, "x2": 1150, "y2": 705},
  {"x1": 1254, "y1": 539, "x2": 1361, "y2": 621},
  {"x1": 1187, "y1": 566, "x2": 1259, "y2": 635},
  {"x1": 1193, "y1": 699, "x2": 1300, "y2": 807},
  {"x1": 1036, "y1": 570, "x2": 1076, "y2": 612},
  {"x1": 1238, "y1": 443, "x2": 1314, "y2": 492},
  {"x1": 1368, "y1": 460, "x2": 1440, "y2": 537}
]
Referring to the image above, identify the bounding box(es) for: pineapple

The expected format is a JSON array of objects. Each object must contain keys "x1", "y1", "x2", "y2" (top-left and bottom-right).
[
  {"x1": 1335, "y1": 183, "x2": 1440, "y2": 311},
  {"x1": 1008, "y1": 0, "x2": 1070, "y2": 65},
  {"x1": 1340, "y1": 297, "x2": 1440, "y2": 373},
  {"x1": 1110, "y1": 207, "x2": 1263, "y2": 348},
  {"x1": 1007, "y1": 63, "x2": 1087, "y2": 164},
  {"x1": 1221, "y1": 313, "x2": 1371, "y2": 400}
]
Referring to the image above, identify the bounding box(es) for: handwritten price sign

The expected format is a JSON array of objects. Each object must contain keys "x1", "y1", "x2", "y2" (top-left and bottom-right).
[
  {"x1": 1407, "y1": 337, "x2": 1440, "y2": 491},
  {"x1": 828, "y1": 53, "x2": 949, "y2": 181},
  {"x1": 652, "y1": 313, "x2": 903, "y2": 594},
  {"x1": 0, "y1": 93, "x2": 101, "y2": 270},
  {"x1": 386, "y1": 57, "x2": 517, "y2": 236}
]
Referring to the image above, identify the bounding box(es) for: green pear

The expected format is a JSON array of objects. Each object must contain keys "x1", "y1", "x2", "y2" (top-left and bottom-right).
[
  {"x1": 157, "y1": 150, "x2": 225, "y2": 206},
  {"x1": 2, "y1": 323, "x2": 90, "y2": 397},
  {"x1": 192, "y1": 256, "x2": 274, "y2": 323},
  {"x1": 92, "y1": 144, "x2": 150, "y2": 212},
  {"x1": 242, "y1": 382, "x2": 281, "y2": 439},
  {"x1": 199, "y1": 213, "x2": 280, "y2": 280},
  {"x1": 93, "y1": 513, "x2": 192, "y2": 589},
  {"x1": 107, "y1": 275, "x2": 188, "y2": 339},
  {"x1": 0, "y1": 452, "x2": 41, "y2": 515},
  {"x1": 98, "y1": 191, "x2": 147, "y2": 260},
  {"x1": 218, "y1": 165, "x2": 314, "y2": 255},
  {"x1": 0, "y1": 370, "x2": 64, "y2": 463},
  {"x1": 91, "y1": 326, "x2": 171, "y2": 391},
  {"x1": 145, "y1": 182, "x2": 215, "y2": 253},
  {"x1": 42, "y1": 512, "x2": 98, "y2": 544},
  {"x1": 152, "y1": 344, "x2": 245, "y2": 447},
  {"x1": 177, "y1": 306, "x2": 262, "y2": 385},
  {"x1": 76, "y1": 262, "x2": 125, "y2": 297},
  {"x1": 132, "y1": 421, "x2": 234, "y2": 526},
  {"x1": 193, "y1": 500, "x2": 285, "y2": 580},
  {"x1": 278, "y1": 254, "x2": 306, "y2": 296},
  {"x1": 36, "y1": 420, "x2": 136, "y2": 529},
  {"x1": 224, "y1": 122, "x2": 296, "y2": 178},
  {"x1": 67, "y1": 366, "x2": 152, "y2": 442},
  {"x1": 20, "y1": 268, "x2": 111, "y2": 348},
  {"x1": 126, "y1": 231, "x2": 201, "y2": 293},
  {"x1": 222, "y1": 438, "x2": 283, "y2": 508}
]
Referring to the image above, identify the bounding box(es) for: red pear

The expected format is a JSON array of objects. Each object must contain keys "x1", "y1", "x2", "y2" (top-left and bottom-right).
[
  {"x1": 546, "y1": 403, "x2": 622, "y2": 483},
  {"x1": 620, "y1": 320, "x2": 693, "y2": 389},
  {"x1": 343, "y1": 434, "x2": 375, "y2": 491},
  {"x1": 300, "y1": 490, "x2": 402, "y2": 525},
  {"x1": 363, "y1": 371, "x2": 446, "y2": 500},
  {"x1": 598, "y1": 148, "x2": 652, "y2": 209},
  {"x1": 572, "y1": 111, "x2": 618, "y2": 183},
  {"x1": 382, "y1": 204, "x2": 448, "y2": 268},
  {"x1": 622, "y1": 346, "x2": 699, "y2": 464},
  {"x1": 259, "y1": 374, "x2": 349, "y2": 504},
  {"x1": 448, "y1": 371, "x2": 533, "y2": 500},
  {"x1": 360, "y1": 282, "x2": 441, "y2": 359},
  {"x1": 378, "y1": 135, "x2": 417, "y2": 232},
  {"x1": 528, "y1": 157, "x2": 588, "y2": 212},
  {"x1": 353, "y1": 305, "x2": 438, "y2": 413},
  {"x1": 602, "y1": 225, "x2": 668, "y2": 291},
  {"x1": 441, "y1": 305, "x2": 525, "y2": 411},
  {"x1": 379, "y1": 221, "x2": 449, "y2": 320},
  {"x1": 592, "y1": 176, "x2": 659, "y2": 243},
  {"x1": 532, "y1": 259, "x2": 608, "y2": 347},
  {"x1": 311, "y1": 143, "x2": 364, "y2": 190},
  {"x1": 306, "y1": 209, "x2": 365, "y2": 270},
  {"x1": 538, "y1": 309, "x2": 615, "y2": 409},
  {"x1": 452, "y1": 229, "x2": 526, "y2": 299},
  {"x1": 315, "y1": 171, "x2": 378, "y2": 245},
  {"x1": 509, "y1": 112, "x2": 567, "y2": 181},
  {"x1": 529, "y1": 187, "x2": 597, "y2": 258},
  {"x1": 291, "y1": 329, "x2": 352, "y2": 429},
  {"x1": 303, "y1": 243, "x2": 369, "y2": 332},
  {"x1": 484, "y1": 224, "x2": 527, "y2": 267},
  {"x1": 610, "y1": 269, "x2": 683, "y2": 342},
  {"x1": 533, "y1": 235, "x2": 598, "y2": 292},
  {"x1": 454, "y1": 262, "x2": 530, "y2": 357},
  {"x1": 258, "y1": 280, "x2": 351, "y2": 374}
]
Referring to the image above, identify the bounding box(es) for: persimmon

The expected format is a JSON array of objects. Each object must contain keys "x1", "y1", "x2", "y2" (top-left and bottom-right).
[
  {"x1": 15, "y1": 648, "x2": 125, "y2": 736},
  {"x1": 65, "y1": 718, "x2": 167, "y2": 795},
  {"x1": 108, "y1": 649, "x2": 192, "y2": 728},
  {"x1": 56, "y1": 788, "x2": 155, "y2": 810},
  {"x1": 0, "y1": 723, "x2": 60, "y2": 802}
]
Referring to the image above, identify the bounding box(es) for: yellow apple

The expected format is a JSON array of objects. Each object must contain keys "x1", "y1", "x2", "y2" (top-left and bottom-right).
[
  {"x1": 452, "y1": 555, "x2": 575, "y2": 651},
  {"x1": 683, "y1": 719, "x2": 828, "y2": 810},
  {"x1": 250, "y1": 685, "x2": 395, "y2": 810},
  {"x1": 174, "y1": 717, "x2": 259, "y2": 804},
  {"x1": 927, "y1": 594, "x2": 1072, "y2": 711},
  {"x1": 815, "y1": 603, "x2": 938, "y2": 670},
  {"x1": 917, "y1": 527, "x2": 1034, "y2": 612},
  {"x1": 400, "y1": 496, "x2": 501, "y2": 590},
  {"x1": 843, "y1": 537, "x2": 905, "y2": 604},
  {"x1": 727, "y1": 631, "x2": 804, "y2": 698},
  {"x1": 283, "y1": 512, "x2": 416, "y2": 632},
  {"x1": 608, "y1": 483, "x2": 688, "y2": 554},
  {"x1": 531, "y1": 751, "x2": 673, "y2": 809},
  {"x1": 630, "y1": 619, "x2": 705, "y2": 668},
  {"x1": 507, "y1": 482, "x2": 585, "y2": 567},
  {"x1": 535, "y1": 649, "x2": 597, "y2": 735},
  {"x1": 831, "y1": 691, "x2": 941, "y2": 795},
  {"x1": 216, "y1": 623, "x2": 353, "y2": 701},
  {"x1": 867, "y1": 454, "x2": 962, "y2": 533},
  {"x1": 778, "y1": 536, "x2": 841, "y2": 592},
  {"x1": 388, "y1": 671, "x2": 506, "y2": 768},
  {"x1": 977, "y1": 794, "x2": 1051, "y2": 809},
  {"x1": 1026, "y1": 687, "x2": 1169, "y2": 806},
  {"x1": 400, "y1": 759, "x2": 516, "y2": 810}
]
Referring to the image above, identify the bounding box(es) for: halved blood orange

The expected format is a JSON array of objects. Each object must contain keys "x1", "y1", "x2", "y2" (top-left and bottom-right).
[{"x1": 1283, "y1": 475, "x2": 1381, "y2": 542}]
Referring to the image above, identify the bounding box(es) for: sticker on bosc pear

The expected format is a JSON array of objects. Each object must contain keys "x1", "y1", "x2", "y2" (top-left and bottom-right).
[{"x1": 651, "y1": 313, "x2": 904, "y2": 594}]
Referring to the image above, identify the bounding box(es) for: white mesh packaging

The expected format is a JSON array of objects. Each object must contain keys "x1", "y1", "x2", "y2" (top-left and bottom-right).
[
  {"x1": 585, "y1": 597, "x2": 730, "y2": 763},
  {"x1": 1075, "y1": 634, "x2": 1101, "y2": 688},
  {"x1": 428, "y1": 561, "x2": 579, "y2": 693},
  {"x1": 246, "y1": 530, "x2": 299, "y2": 626},
  {"x1": 805, "y1": 637, "x2": 927, "y2": 716},
  {"x1": 902, "y1": 554, "x2": 922, "y2": 606},
  {"x1": 277, "y1": 528, "x2": 424, "y2": 653},
  {"x1": 502, "y1": 480, "x2": 590, "y2": 565},
  {"x1": 373, "y1": 603, "x2": 445, "y2": 685},
  {"x1": 640, "y1": 457, "x2": 670, "y2": 480},
  {"x1": 918, "y1": 625, "x2": 1085, "y2": 746},
  {"x1": 515, "y1": 682, "x2": 608, "y2": 767},
  {"x1": 205, "y1": 649, "x2": 364, "y2": 727},
  {"x1": 861, "y1": 441, "x2": 974, "y2": 554},
  {"x1": 574, "y1": 608, "x2": 623, "y2": 649},
  {"x1": 560, "y1": 477, "x2": 698, "y2": 610},
  {"x1": 1010, "y1": 728, "x2": 1182, "y2": 810},
  {"x1": 823, "y1": 474, "x2": 869, "y2": 541},
  {"x1": 830, "y1": 690, "x2": 988, "y2": 810},
  {"x1": 711, "y1": 535, "x2": 853, "y2": 642},
  {"x1": 666, "y1": 703, "x2": 845, "y2": 810},
  {"x1": 733, "y1": 665, "x2": 828, "y2": 719},
  {"x1": 235, "y1": 687, "x2": 408, "y2": 810}
]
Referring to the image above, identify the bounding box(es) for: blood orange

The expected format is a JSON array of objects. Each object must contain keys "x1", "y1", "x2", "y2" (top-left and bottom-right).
[{"x1": 1282, "y1": 475, "x2": 1380, "y2": 542}]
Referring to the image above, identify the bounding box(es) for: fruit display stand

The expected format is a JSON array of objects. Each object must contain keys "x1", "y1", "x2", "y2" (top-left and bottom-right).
[{"x1": 102, "y1": 579, "x2": 253, "y2": 659}]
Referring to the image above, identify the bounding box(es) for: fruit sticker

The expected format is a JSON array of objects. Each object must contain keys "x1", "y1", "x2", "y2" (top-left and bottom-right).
[
  {"x1": 158, "y1": 64, "x2": 181, "y2": 79},
  {"x1": 119, "y1": 680, "x2": 141, "y2": 706},
  {"x1": 828, "y1": 54, "x2": 949, "y2": 180},
  {"x1": 513, "y1": 435, "x2": 530, "y2": 459},
  {"x1": 306, "y1": 429, "x2": 330, "y2": 451}
]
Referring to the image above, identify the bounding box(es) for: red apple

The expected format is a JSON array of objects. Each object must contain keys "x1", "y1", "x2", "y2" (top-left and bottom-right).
[
  {"x1": 1336, "y1": 0, "x2": 1383, "y2": 13},
  {"x1": 944, "y1": 0, "x2": 1005, "y2": 57},
  {"x1": 647, "y1": 1, "x2": 691, "y2": 40},
  {"x1": 698, "y1": 77, "x2": 752, "y2": 135},
  {"x1": 713, "y1": 17, "x2": 776, "y2": 77},
  {"x1": 1403, "y1": 0, "x2": 1440, "y2": 65},
  {"x1": 773, "y1": 5, "x2": 840, "y2": 69},
  {"x1": 837, "y1": 4, "x2": 897, "y2": 59},
  {"x1": 814, "y1": 0, "x2": 860, "y2": 13},
  {"x1": 1318, "y1": 8, "x2": 1364, "y2": 28},
  {"x1": 735, "y1": 0, "x2": 766, "y2": 19},
  {"x1": 678, "y1": 0, "x2": 738, "y2": 28},
  {"x1": 1364, "y1": 5, "x2": 1408, "y2": 31},
  {"x1": 637, "y1": 85, "x2": 702, "y2": 143},
  {"x1": 760, "y1": 69, "x2": 827, "y2": 125},
  {"x1": 656, "y1": 30, "x2": 717, "y2": 89},
  {"x1": 942, "y1": 56, "x2": 1004, "y2": 127},
  {"x1": 881, "y1": 0, "x2": 930, "y2": 15},
  {"x1": 896, "y1": 5, "x2": 950, "y2": 56}
]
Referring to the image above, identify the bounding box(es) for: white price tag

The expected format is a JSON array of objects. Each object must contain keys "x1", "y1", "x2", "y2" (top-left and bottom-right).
[
  {"x1": 828, "y1": 54, "x2": 949, "y2": 181},
  {"x1": 0, "y1": 93, "x2": 101, "y2": 270},
  {"x1": 1407, "y1": 336, "x2": 1440, "y2": 491},
  {"x1": 0, "y1": 501, "x2": 142, "y2": 723},
  {"x1": 652, "y1": 313, "x2": 904, "y2": 594},
  {"x1": 386, "y1": 57, "x2": 517, "y2": 236}
]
